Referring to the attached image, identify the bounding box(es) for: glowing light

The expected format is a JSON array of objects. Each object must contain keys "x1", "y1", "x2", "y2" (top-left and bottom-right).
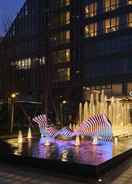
[
  {"x1": 62, "y1": 100, "x2": 67, "y2": 104},
  {"x1": 61, "y1": 150, "x2": 69, "y2": 162},
  {"x1": 75, "y1": 136, "x2": 81, "y2": 146},
  {"x1": 98, "y1": 178, "x2": 103, "y2": 183},
  {"x1": 69, "y1": 123, "x2": 72, "y2": 130},
  {"x1": 92, "y1": 136, "x2": 98, "y2": 145},
  {"x1": 79, "y1": 90, "x2": 132, "y2": 138},
  {"x1": 18, "y1": 130, "x2": 23, "y2": 143},
  {"x1": 11, "y1": 93, "x2": 16, "y2": 98},
  {"x1": 114, "y1": 137, "x2": 118, "y2": 144},
  {"x1": 44, "y1": 139, "x2": 50, "y2": 146},
  {"x1": 27, "y1": 128, "x2": 32, "y2": 139}
]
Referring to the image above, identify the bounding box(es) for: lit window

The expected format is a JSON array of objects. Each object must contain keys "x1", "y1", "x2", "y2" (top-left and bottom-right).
[
  {"x1": 128, "y1": 13, "x2": 132, "y2": 27},
  {"x1": 128, "y1": 0, "x2": 132, "y2": 5},
  {"x1": 66, "y1": 49, "x2": 70, "y2": 61},
  {"x1": 40, "y1": 57, "x2": 46, "y2": 65},
  {"x1": 103, "y1": 0, "x2": 119, "y2": 12},
  {"x1": 59, "y1": 0, "x2": 70, "y2": 7},
  {"x1": 85, "y1": 3, "x2": 97, "y2": 17},
  {"x1": 85, "y1": 23, "x2": 97, "y2": 37},
  {"x1": 15, "y1": 58, "x2": 32, "y2": 70},
  {"x1": 104, "y1": 17, "x2": 119, "y2": 33},
  {"x1": 66, "y1": 12, "x2": 70, "y2": 24},
  {"x1": 65, "y1": 0, "x2": 70, "y2": 6},
  {"x1": 66, "y1": 31, "x2": 70, "y2": 41},
  {"x1": 52, "y1": 49, "x2": 71, "y2": 64},
  {"x1": 55, "y1": 68, "x2": 70, "y2": 81},
  {"x1": 51, "y1": 31, "x2": 70, "y2": 44}
]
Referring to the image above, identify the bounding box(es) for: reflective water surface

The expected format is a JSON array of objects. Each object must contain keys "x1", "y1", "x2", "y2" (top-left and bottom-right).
[{"x1": 6, "y1": 137, "x2": 132, "y2": 166}]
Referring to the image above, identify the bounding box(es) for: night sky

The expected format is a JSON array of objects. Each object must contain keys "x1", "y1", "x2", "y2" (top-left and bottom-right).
[{"x1": 0, "y1": 0, "x2": 25, "y2": 36}]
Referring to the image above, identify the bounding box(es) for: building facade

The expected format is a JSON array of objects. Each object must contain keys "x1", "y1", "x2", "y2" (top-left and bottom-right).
[{"x1": 1, "y1": 0, "x2": 132, "y2": 122}]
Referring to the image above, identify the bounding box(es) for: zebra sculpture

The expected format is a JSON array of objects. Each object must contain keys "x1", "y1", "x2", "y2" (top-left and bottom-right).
[
  {"x1": 32, "y1": 113, "x2": 112, "y2": 141},
  {"x1": 32, "y1": 114, "x2": 49, "y2": 137}
]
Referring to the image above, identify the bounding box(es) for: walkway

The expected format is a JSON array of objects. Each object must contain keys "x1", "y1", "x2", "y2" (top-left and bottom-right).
[{"x1": 0, "y1": 157, "x2": 132, "y2": 184}]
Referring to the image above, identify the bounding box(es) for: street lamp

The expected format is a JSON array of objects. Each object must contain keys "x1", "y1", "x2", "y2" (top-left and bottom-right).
[
  {"x1": 10, "y1": 92, "x2": 17, "y2": 134},
  {"x1": 11, "y1": 93, "x2": 16, "y2": 99},
  {"x1": 60, "y1": 100, "x2": 67, "y2": 127}
]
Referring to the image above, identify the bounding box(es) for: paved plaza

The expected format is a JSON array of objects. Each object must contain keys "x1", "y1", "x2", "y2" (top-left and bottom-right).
[{"x1": 0, "y1": 156, "x2": 131, "y2": 184}]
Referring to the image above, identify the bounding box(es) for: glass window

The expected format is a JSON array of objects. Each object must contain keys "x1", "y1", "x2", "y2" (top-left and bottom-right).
[
  {"x1": 51, "y1": 30, "x2": 70, "y2": 45},
  {"x1": 50, "y1": 11, "x2": 71, "y2": 27},
  {"x1": 103, "y1": 0, "x2": 119, "y2": 12},
  {"x1": 85, "y1": 23, "x2": 97, "y2": 37},
  {"x1": 127, "y1": 83, "x2": 132, "y2": 94},
  {"x1": 59, "y1": 11, "x2": 71, "y2": 25},
  {"x1": 65, "y1": 0, "x2": 70, "y2": 6},
  {"x1": 112, "y1": 83, "x2": 122, "y2": 95},
  {"x1": 128, "y1": 0, "x2": 132, "y2": 5},
  {"x1": 55, "y1": 68, "x2": 70, "y2": 81},
  {"x1": 52, "y1": 49, "x2": 71, "y2": 64},
  {"x1": 66, "y1": 30, "x2": 70, "y2": 41},
  {"x1": 85, "y1": 2, "x2": 97, "y2": 17},
  {"x1": 66, "y1": 12, "x2": 70, "y2": 24},
  {"x1": 104, "y1": 17, "x2": 119, "y2": 33},
  {"x1": 128, "y1": 13, "x2": 132, "y2": 27},
  {"x1": 56, "y1": 0, "x2": 70, "y2": 7},
  {"x1": 15, "y1": 58, "x2": 31, "y2": 70}
]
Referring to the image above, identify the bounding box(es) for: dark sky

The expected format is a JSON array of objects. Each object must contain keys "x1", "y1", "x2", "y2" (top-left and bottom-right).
[{"x1": 0, "y1": 0, "x2": 25, "y2": 36}]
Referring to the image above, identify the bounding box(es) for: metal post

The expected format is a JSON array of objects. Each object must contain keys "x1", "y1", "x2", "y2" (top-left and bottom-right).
[
  {"x1": 10, "y1": 98, "x2": 14, "y2": 134},
  {"x1": 10, "y1": 93, "x2": 17, "y2": 134},
  {"x1": 60, "y1": 103, "x2": 63, "y2": 127}
]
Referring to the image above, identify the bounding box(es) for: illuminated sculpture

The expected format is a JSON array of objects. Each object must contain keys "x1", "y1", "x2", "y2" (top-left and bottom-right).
[
  {"x1": 79, "y1": 114, "x2": 112, "y2": 141},
  {"x1": 56, "y1": 127, "x2": 73, "y2": 138},
  {"x1": 32, "y1": 90, "x2": 132, "y2": 141},
  {"x1": 32, "y1": 114, "x2": 49, "y2": 137},
  {"x1": 33, "y1": 113, "x2": 112, "y2": 141}
]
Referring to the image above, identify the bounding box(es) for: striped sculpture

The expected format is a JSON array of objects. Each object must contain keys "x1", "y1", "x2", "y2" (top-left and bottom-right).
[
  {"x1": 56, "y1": 127, "x2": 74, "y2": 138},
  {"x1": 46, "y1": 127, "x2": 58, "y2": 137},
  {"x1": 33, "y1": 113, "x2": 112, "y2": 141},
  {"x1": 79, "y1": 114, "x2": 112, "y2": 141},
  {"x1": 32, "y1": 114, "x2": 48, "y2": 137}
]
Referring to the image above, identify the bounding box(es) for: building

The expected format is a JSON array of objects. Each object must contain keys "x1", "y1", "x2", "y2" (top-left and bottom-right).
[
  {"x1": 82, "y1": 0, "x2": 132, "y2": 97},
  {"x1": 1, "y1": 0, "x2": 132, "y2": 122}
]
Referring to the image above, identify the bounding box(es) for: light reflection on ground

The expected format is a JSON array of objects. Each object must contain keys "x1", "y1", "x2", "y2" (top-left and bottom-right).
[{"x1": 6, "y1": 137, "x2": 132, "y2": 166}]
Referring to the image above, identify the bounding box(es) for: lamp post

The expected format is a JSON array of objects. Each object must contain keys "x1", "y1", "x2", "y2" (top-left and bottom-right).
[
  {"x1": 10, "y1": 93, "x2": 17, "y2": 134},
  {"x1": 60, "y1": 100, "x2": 67, "y2": 127}
]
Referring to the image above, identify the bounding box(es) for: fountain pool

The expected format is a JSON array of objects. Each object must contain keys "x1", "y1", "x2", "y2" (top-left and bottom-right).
[{"x1": 3, "y1": 136, "x2": 132, "y2": 177}]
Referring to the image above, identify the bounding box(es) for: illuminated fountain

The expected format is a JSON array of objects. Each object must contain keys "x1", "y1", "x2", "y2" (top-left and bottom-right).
[
  {"x1": 75, "y1": 136, "x2": 81, "y2": 146},
  {"x1": 27, "y1": 128, "x2": 32, "y2": 139},
  {"x1": 114, "y1": 137, "x2": 118, "y2": 145},
  {"x1": 92, "y1": 136, "x2": 98, "y2": 145},
  {"x1": 4, "y1": 91, "x2": 132, "y2": 178},
  {"x1": 69, "y1": 123, "x2": 72, "y2": 130},
  {"x1": 61, "y1": 150, "x2": 69, "y2": 162},
  {"x1": 18, "y1": 130, "x2": 23, "y2": 143},
  {"x1": 33, "y1": 112, "x2": 112, "y2": 142},
  {"x1": 79, "y1": 90, "x2": 132, "y2": 138},
  {"x1": 44, "y1": 139, "x2": 51, "y2": 146}
]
